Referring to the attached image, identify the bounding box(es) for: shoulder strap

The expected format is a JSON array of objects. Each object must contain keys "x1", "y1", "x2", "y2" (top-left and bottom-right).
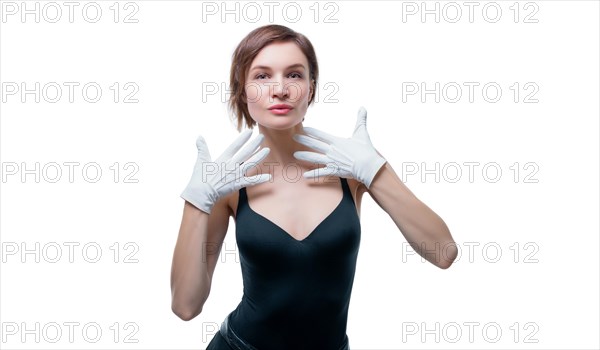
[
  {"x1": 340, "y1": 177, "x2": 350, "y2": 194},
  {"x1": 236, "y1": 187, "x2": 248, "y2": 217}
]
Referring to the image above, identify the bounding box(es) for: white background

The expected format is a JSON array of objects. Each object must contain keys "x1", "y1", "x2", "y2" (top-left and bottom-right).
[{"x1": 1, "y1": 0, "x2": 598, "y2": 349}]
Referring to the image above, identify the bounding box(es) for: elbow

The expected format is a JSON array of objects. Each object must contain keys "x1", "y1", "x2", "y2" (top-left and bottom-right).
[
  {"x1": 171, "y1": 299, "x2": 202, "y2": 322},
  {"x1": 170, "y1": 280, "x2": 211, "y2": 321},
  {"x1": 172, "y1": 305, "x2": 201, "y2": 322},
  {"x1": 437, "y1": 241, "x2": 458, "y2": 270},
  {"x1": 437, "y1": 260, "x2": 454, "y2": 270}
]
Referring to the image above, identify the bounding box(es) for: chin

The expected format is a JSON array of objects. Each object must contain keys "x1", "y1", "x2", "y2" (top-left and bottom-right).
[
  {"x1": 255, "y1": 115, "x2": 302, "y2": 130},
  {"x1": 256, "y1": 116, "x2": 303, "y2": 130}
]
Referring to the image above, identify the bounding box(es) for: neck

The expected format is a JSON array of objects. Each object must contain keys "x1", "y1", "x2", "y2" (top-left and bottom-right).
[{"x1": 257, "y1": 123, "x2": 310, "y2": 166}]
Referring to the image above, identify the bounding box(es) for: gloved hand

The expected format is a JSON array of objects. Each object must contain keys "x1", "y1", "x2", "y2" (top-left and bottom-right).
[
  {"x1": 292, "y1": 107, "x2": 387, "y2": 189},
  {"x1": 181, "y1": 130, "x2": 271, "y2": 214}
]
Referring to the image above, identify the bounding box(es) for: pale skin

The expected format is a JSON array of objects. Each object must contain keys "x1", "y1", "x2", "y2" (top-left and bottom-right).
[{"x1": 171, "y1": 41, "x2": 457, "y2": 321}]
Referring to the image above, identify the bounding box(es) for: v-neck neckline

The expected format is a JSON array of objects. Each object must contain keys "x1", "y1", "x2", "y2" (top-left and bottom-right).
[{"x1": 243, "y1": 178, "x2": 346, "y2": 243}]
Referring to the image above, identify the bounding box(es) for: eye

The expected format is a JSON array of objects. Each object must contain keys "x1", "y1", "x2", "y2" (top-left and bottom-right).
[
  {"x1": 289, "y1": 72, "x2": 303, "y2": 78},
  {"x1": 255, "y1": 73, "x2": 268, "y2": 80}
]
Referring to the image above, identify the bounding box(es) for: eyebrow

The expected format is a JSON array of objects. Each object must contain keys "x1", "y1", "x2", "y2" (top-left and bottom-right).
[{"x1": 249, "y1": 63, "x2": 306, "y2": 72}]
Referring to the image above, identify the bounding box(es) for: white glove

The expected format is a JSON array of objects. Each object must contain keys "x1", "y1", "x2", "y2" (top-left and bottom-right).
[
  {"x1": 292, "y1": 107, "x2": 387, "y2": 189},
  {"x1": 181, "y1": 130, "x2": 271, "y2": 214}
]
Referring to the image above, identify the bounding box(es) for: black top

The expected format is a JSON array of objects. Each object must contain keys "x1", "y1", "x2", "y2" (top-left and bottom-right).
[{"x1": 228, "y1": 177, "x2": 361, "y2": 349}]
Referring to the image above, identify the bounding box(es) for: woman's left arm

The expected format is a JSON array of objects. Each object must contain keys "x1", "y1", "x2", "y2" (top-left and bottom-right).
[
  {"x1": 293, "y1": 107, "x2": 457, "y2": 269},
  {"x1": 365, "y1": 160, "x2": 457, "y2": 269}
]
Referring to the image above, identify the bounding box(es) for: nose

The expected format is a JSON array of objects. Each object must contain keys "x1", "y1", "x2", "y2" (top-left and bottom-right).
[{"x1": 271, "y1": 76, "x2": 289, "y2": 100}]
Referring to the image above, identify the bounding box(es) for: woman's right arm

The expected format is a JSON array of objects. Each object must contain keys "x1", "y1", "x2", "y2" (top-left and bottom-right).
[
  {"x1": 170, "y1": 196, "x2": 230, "y2": 321},
  {"x1": 170, "y1": 130, "x2": 270, "y2": 321}
]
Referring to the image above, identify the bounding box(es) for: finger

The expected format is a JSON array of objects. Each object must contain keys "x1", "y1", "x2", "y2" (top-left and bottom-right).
[
  {"x1": 219, "y1": 129, "x2": 254, "y2": 161},
  {"x1": 292, "y1": 134, "x2": 330, "y2": 153},
  {"x1": 195, "y1": 135, "x2": 212, "y2": 163},
  {"x1": 240, "y1": 147, "x2": 270, "y2": 175},
  {"x1": 230, "y1": 133, "x2": 266, "y2": 164},
  {"x1": 303, "y1": 166, "x2": 338, "y2": 179},
  {"x1": 293, "y1": 151, "x2": 330, "y2": 165},
  {"x1": 302, "y1": 126, "x2": 338, "y2": 143},
  {"x1": 353, "y1": 106, "x2": 368, "y2": 137}
]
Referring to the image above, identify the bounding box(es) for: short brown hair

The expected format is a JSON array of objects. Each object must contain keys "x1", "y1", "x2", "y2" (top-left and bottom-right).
[{"x1": 228, "y1": 25, "x2": 319, "y2": 132}]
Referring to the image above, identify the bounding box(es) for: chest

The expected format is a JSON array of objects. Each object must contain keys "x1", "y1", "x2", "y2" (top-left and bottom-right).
[
  {"x1": 250, "y1": 187, "x2": 344, "y2": 241},
  {"x1": 235, "y1": 192, "x2": 361, "y2": 268}
]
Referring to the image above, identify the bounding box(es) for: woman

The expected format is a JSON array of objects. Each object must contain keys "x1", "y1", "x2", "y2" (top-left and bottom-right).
[{"x1": 171, "y1": 24, "x2": 457, "y2": 350}]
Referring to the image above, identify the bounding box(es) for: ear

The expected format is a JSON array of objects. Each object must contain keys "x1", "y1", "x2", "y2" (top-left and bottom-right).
[{"x1": 309, "y1": 79, "x2": 315, "y2": 101}]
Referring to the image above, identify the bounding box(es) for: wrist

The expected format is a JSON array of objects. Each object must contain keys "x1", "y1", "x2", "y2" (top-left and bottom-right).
[
  {"x1": 362, "y1": 155, "x2": 387, "y2": 189},
  {"x1": 181, "y1": 183, "x2": 218, "y2": 214}
]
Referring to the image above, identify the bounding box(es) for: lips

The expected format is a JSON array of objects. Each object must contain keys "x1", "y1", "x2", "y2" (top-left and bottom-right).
[
  {"x1": 269, "y1": 104, "x2": 293, "y2": 115},
  {"x1": 268, "y1": 104, "x2": 293, "y2": 110}
]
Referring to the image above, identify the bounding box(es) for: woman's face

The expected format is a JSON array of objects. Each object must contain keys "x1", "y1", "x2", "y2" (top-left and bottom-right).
[{"x1": 245, "y1": 41, "x2": 312, "y2": 130}]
